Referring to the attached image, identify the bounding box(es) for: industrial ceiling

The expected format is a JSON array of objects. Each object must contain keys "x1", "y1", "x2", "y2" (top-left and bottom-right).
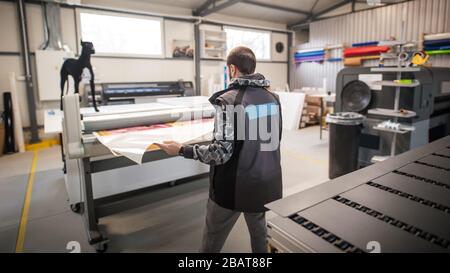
[{"x1": 135, "y1": 0, "x2": 412, "y2": 28}]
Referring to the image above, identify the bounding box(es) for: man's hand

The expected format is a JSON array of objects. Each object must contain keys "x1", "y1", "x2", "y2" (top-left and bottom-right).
[{"x1": 155, "y1": 141, "x2": 183, "y2": 156}]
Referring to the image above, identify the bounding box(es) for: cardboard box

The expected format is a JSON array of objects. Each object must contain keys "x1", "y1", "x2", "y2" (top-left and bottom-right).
[
  {"x1": 306, "y1": 105, "x2": 321, "y2": 115},
  {"x1": 305, "y1": 95, "x2": 322, "y2": 107}
]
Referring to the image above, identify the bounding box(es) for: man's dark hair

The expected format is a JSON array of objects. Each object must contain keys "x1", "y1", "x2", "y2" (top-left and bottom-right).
[{"x1": 227, "y1": 46, "x2": 256, "y2": 75}]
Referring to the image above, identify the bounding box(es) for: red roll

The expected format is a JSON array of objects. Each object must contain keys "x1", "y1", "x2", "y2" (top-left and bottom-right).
[{"x1": 344, "y1": 46, "x2": 390, "y2": 57}]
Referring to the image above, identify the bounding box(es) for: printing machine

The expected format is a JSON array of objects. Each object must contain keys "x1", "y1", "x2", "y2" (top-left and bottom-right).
[
  {"x1": 82, "y1": 80, "x2": 195, "y2": 106},
  {"x1": 61, "y1": 93, "x2": 214, "y2": 252},
  {"x1": 266, "y1": 135, "x2": 450, "y2": 253},
  {"x1": 335, "y1": 67, "x2": 450, "y2": 167}
]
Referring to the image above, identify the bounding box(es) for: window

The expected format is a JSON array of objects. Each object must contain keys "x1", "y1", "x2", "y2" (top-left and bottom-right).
[
  {"x1": 224, "y1": 27, "x2": 271, "y2": 60},
  {"x1": 79, "y1": 12, "x2": 163, "y2": 57}
]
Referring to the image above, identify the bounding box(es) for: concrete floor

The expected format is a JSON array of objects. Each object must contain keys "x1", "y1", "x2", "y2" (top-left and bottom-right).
[{"x1": 0, "y1": 126, "x2": 329, "y2": 253}]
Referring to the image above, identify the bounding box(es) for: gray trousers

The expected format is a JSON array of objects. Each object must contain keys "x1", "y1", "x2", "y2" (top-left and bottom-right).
[{"x1": 200, "y1": 198, "x2": 267, "y2": 253}]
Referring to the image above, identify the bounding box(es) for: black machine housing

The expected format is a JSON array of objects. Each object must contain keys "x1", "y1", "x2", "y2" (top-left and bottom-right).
[
  {"x1": 82, "y1": 80, "x2": 195, "y2": 106},
  {"x1": 335, "y1": 67, "x2": 450, "y2": 167}
]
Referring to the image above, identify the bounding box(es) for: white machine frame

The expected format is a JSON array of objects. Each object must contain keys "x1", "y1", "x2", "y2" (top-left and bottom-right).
[{"x1": 61, "y1": 94, "x2": 214, "y2": 252}]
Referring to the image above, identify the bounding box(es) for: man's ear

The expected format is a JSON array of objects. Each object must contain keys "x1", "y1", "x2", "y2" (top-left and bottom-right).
[{"x1": 229, "y1": 64, "x2": 236, "y2": 78}]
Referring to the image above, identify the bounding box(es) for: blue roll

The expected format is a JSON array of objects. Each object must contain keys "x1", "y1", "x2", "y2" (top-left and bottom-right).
[
  {"x1": 423, "y1": 38, "x2": 450, "y2": 47},
  {"x1": 326, "y1": 58, "x2": 343, "y2": 62},
  {"x1": 424, "y1": 45, "x2": 450, "y2": 51},
  {"x1": 295, "y1": 55, "x2": 325, "y2": 62},
  {"x1": 295, "y1": 50, "x2": 325, "y2": 57}
]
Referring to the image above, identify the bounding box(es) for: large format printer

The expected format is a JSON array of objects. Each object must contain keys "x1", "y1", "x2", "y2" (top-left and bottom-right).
[
  {"x1": 53, "y1": 80, "x2": 214, "y2": 252},
  {"x1": 266, "y1": 135, "x2": 450, "y2": 253},
  {"x1": 335, "y1": 67, "x2": 450, "y2": 167},
  {"x1": 82, "y1": 80, "x2": 195, "y2": 106}
]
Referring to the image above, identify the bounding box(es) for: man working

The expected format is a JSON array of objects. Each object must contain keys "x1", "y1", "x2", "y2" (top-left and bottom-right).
[{"x1": 156, "y1": 46, "x2": 282, "y2": 253}]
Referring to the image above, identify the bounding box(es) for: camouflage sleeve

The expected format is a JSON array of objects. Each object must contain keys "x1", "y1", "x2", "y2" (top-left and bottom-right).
[{"x1": 181, "y1": 106, "x2": 234, "y2": 165}]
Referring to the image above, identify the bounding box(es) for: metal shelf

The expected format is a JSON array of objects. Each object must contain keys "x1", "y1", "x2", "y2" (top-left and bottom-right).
[
  {"x1": 373, "y1": 124, "x2": 415, "y2": 134},
  {"x1": 370, "y1": 67, "x2": 421, "y2": 73},
  {"x1": 373, "y1": 126, "x2": 411, "y2": 134},
  {"x1": 368, "y1": 108, "x2": 416, "y2": 118},
  {"x1": 372, "y1": 80, "x2": 420, "y2": 88},
  {"x1": 205, "y1": 38, "x2": 227, "y2": 42},
  {"x1": 371, "y1": 155, "x2": 391, "y2": 163}
]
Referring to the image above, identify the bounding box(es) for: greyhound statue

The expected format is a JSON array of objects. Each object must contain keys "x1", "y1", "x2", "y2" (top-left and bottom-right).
[{"x1": 60, "y1": 40, "x2": 99, "y2": 112}]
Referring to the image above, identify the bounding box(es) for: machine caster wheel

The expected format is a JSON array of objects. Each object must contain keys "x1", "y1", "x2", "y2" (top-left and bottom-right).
[
  {"x1": 70, "y1": 203, "x2": 81, "y2": 213},
  {"x1": 95, "y1": 243, "x2": 108, "y2": 253}
]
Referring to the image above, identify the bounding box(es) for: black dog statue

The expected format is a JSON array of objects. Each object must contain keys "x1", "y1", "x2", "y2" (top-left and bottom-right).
[{"x1": 60, "y1": 40, "x2": 99, "y2": 112}]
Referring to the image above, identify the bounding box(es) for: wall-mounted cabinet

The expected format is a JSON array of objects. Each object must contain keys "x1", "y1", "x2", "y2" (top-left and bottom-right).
[{"x1": 200, "y1": 29, "x2": 227, "y2": 60}]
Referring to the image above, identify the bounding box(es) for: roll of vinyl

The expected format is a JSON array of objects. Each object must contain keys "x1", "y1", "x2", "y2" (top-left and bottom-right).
[
  {"x1": 296, "y1": 54, "x2": 324, "y2": 59},
  {"x1": 344, "y1": 55, "x2": 380, "y2": 66},
  {"x1": 423, "y1": 38, "x2": 450, "y2": 47},
  {"x1": 398, "y1": 51, "x2": 410, "y2": 62},
  {"x1": 9, "y1": 72, "x2": 25, "y2": 153},
  {"x1": 411, "y1": 51, "x2": 429, "y2": 65},
  {"x1": 295, "y1": 51, "x2": 325, "y2": 58},
  {"x1": 425, "y1": 49, "x2": 450, "y2": 55},
  {"x1": 378, "y1": 40, "x2": 402, "y2": 46},
  {"x1": 2, "y1": 93, "x2": 15, "y2": 154},
  {"x1": 295, "y1": 57, "x2": 324, "y2": 63},
  {"x1": 424, "y1": 33, "x2": 450, "y2": 41},
  {"x1": 344, "y1": 46, "x2": 390, "y2": 57},
  {"x1": 325, "y1": 44, "x2": 343, "y2": 50},
  {"x1": 297, "y1": 48, "x2": 324, "y2": 54},
  {"x1": 361, "y1": 55, "x2": 380, "y2": 60},
  {"x1": 424, "y1": 45, "x2": 450, "y2": 51},
  {"x1": 327, "y1": 58, "x2": 343, "y2": 62},
  {"x1": 295, "y1": 56, "x2": 325, "y2": 63},
  {"x1": 295, "y1": 53, "x2": 324, "y2": 59},
  {"x1": 352, "y1": 41, "x2": 379, "y2": 47},
  {"x1": 295, "y1": 54, "x2": 324, "y2": 58},
  {"x1": 344, "y1": 57, "x2": 362, "y2": 66}
]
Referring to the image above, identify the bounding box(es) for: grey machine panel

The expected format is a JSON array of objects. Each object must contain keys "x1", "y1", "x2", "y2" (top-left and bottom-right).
[
  {"x1": 299, "y1": 200, "x2": 444, "y2": 253},
  {"x1": 372, "y1": 173, "x2": 450, "y2": 208},
  {"x1": 266, "y1": 135, "x2": 450, "y2": 253},
  {"x1": 340, "y1": 184, "x2": 450, "y2": 240},
  {"x1": 417, "y1": 154, "x2": 450, "y2": 169},
  {"x1": 398, "y1": 163, "x2": 450, "y2": 186},
  {"x1": 435, "y1": 148, "x2": 450, "y2": 157},
  {"x1": 335, "y1": 67, "x2": 450, "y2": 167}
]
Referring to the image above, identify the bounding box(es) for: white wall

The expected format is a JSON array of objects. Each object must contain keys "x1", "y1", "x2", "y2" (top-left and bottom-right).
[
  {"x1": 0, "y1": 0, "x2": 289, "y2": 136},
  {"x1": 0, "y1": 1, "x2": 196, "y2": 128},
  {"x1": 81, "y1": 0, "x2": 193, "y2": 16}
]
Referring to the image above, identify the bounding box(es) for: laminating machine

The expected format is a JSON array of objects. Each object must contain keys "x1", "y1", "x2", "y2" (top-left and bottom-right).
[{"x1": 60, "y1": 93, "x2": 214, "y2": 252}]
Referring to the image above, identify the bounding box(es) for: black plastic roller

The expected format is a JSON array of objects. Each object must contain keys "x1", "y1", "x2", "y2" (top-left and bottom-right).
[
  {"x1": 2, "y1": 92, "x2": 15, "y2": 154},
  {"x1": 341, "y1": 80, "x2": 372, "y2": 113}
]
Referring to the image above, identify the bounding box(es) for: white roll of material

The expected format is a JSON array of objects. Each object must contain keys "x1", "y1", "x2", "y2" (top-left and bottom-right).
[
  {"x1": 424, "y1": 33, "x2": 450, "y2": 41},
  {"x1": 9, "y1": 72, "x2": 25, "y2": 153}
]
